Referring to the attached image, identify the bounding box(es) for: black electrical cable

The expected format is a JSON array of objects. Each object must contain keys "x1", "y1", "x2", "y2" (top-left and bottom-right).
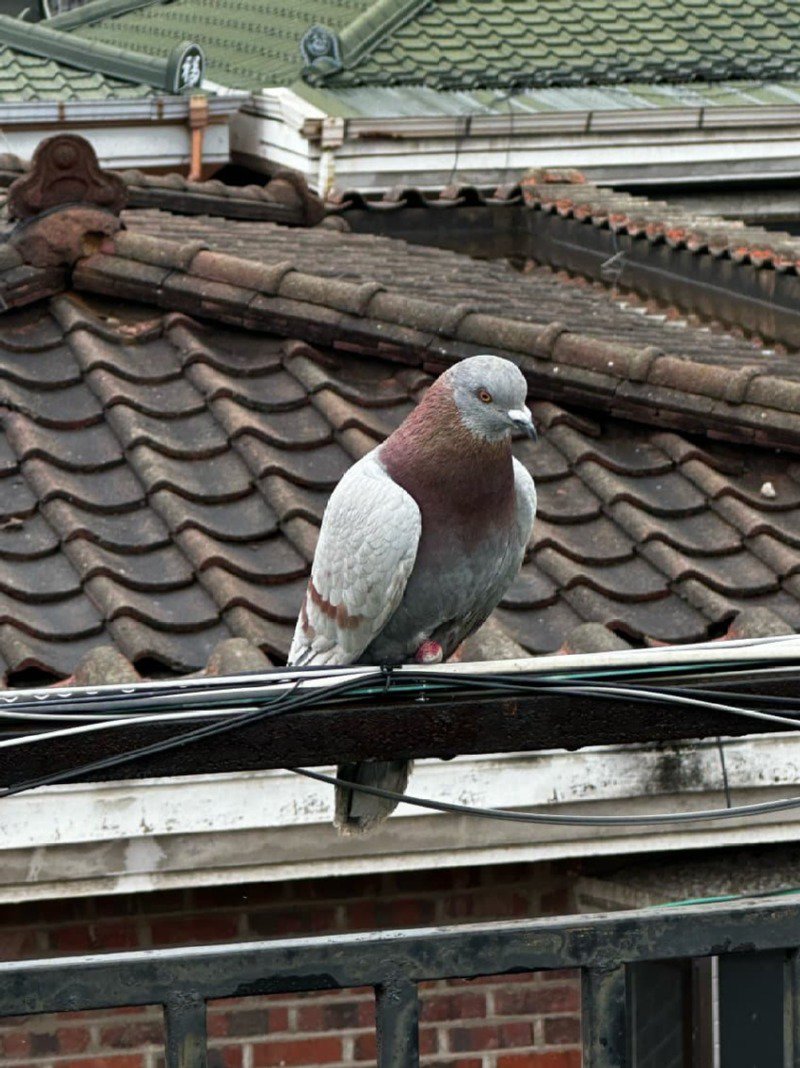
[
  {"x1": 290, "y1": 766, "x2": 800, "y2": 827},
  {"x1": 0, "y1": 653, "x2": 795, "y2": 718},
  {"x1": 3, "y1": 662, "x2": 800, "y2": 808},
  {"x1": 0, "y1": 672, "x2": 381, "y2": 797}
]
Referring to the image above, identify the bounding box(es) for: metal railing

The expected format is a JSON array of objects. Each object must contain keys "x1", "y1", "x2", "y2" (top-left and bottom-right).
[{"x1": 2, "y1": 895, "x2": 799, "y2": 1067}]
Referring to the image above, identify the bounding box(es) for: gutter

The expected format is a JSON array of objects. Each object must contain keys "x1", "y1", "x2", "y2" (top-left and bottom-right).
[
  {"x1": 0, "y1": 94, "x2": 245, "y2": 125},
  {"x1": 250, "y1": 92, "x2": 800, "y2": 142}
]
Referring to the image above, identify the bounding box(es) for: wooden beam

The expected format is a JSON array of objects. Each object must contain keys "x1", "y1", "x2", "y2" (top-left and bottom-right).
[{"x1": 0, "y1": 680, "x2": 795, "y2": 787}]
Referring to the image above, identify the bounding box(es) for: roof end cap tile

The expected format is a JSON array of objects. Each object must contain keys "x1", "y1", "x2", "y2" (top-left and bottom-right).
[
  {"x1": 204, "y1": 636, "x2": 273, "y2": 675},
  {"x1": 71, "y1": 644, "x2": 140, "y2": 686},
  {"x1": 727, "y1": 607, "x2": 794, "y2": 640},
  {"x1": 268, "y1": 169, "x2": 325, "y2": 227},
  {"x1": 460, "y1": 613, "x2": 529, "y2": 662},
  {"x1": 558, "y1": 622, "x2": 630, "y2": 655},
  {"x1": 11, "y1": 206, "x2": 123, "y2": 269}
]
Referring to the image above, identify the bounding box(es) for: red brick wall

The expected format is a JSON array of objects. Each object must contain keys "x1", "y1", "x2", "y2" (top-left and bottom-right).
[{"x1": 0, "y1": 862, "x2": 582, "y2": 1068}]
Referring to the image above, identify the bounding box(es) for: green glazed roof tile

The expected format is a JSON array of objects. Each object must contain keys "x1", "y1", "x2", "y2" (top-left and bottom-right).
[
  {"x1": 65, "y1": 0, "x2": 366, "y2": 90},
  {"x1": 0, "y1": 44, "x2": 155, "y2": 101},
  {"x1": 52, "y1": 0, "x2": 800, "y2": 93},
  {"x1": 319, "y1": 0, "x2": 800, "y2": 90}
]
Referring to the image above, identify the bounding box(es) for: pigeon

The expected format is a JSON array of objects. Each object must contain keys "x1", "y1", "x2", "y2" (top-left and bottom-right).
[{"x1": 288, "y1": 354, "x2": 537, "y2": 834}]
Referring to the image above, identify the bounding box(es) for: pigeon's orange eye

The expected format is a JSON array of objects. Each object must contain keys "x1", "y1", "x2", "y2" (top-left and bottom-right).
[{"x1": 478, "y1": 388, "x2": 493, "y2": 404}]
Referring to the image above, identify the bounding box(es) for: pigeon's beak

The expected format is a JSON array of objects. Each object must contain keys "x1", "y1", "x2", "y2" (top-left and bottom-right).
[{"x1": 508, "y1": 406, "x2": 538, "y2": 442}]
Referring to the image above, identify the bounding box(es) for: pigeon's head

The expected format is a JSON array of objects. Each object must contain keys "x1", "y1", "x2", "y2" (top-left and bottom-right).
[{"x1": 446, "y1": 354, "x2": 537, "y2": 444}]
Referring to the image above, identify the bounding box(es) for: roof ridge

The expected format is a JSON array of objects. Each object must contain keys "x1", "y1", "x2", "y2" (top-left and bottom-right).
[
  {"x1": 328, "y1": 177, "x2": 800, "y2": 348},
  {"x1": 301, "y1": 0, "x2": 430, "y2": 81},
  {"x1": 46, "y1": 0, "x2": 160, "y2": 31},
  {"x1": 67, "y1": 229, "x2": 800, "y2": 454},
  {"x1": 0, "y1": 12, "x2": 203, "y2": 93}
]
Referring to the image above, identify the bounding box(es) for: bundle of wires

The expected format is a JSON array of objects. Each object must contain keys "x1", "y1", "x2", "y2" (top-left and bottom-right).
[{"x1": 2, "y1": 634, "x2": 800, "y2": 829}]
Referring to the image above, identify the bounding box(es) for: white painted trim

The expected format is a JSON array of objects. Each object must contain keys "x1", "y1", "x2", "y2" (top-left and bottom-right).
[
  {"x1": 2, "y1": 732, "x2": 800, "y2": 902},
  {"x1": 235, "y1": 92, "x2": 800, "y2": 192},
  {"x1": 0, "y1": 121, "x2": 232, "y2": 171},
  {"x1": 0, "y1": 95, "x2": 243, "y2": 125}
]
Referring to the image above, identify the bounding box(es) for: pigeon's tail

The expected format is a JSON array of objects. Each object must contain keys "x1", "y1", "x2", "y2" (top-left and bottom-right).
[{"x1": 334, "y1": 759, "x2": 412, "y2": 835}]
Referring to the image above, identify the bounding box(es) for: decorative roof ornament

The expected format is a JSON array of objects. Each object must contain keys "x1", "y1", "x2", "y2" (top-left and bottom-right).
[
  {"x1": 300, "y1": 24, "x2": 343, "y2": 75},
  {"x1": 7, "y1": 134, "x2": 127, "y2": 221},
  {"x1": 166, "y1": 41, "x2": 205, "y2": 93}
]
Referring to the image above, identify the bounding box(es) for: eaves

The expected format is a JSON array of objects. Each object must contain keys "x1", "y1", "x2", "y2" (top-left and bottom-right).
[
  {"x1": 281, "y1": 104, "x2": 800, "y2": 144},
  {"x1": 254, "y1": 81, "x2": 800, "y2": 140},
  {"x1": 3, "y1": 734, "x2": 800, "y2": 903},
  {"x1": 0, "y1": 93, "x2": 245, "y2": 125}
]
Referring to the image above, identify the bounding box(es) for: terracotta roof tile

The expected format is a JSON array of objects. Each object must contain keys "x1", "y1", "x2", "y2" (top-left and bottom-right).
[
  {"x1": 185, "y1": 364, "x2": 308, "y2": 411},
  {"x1": 259, "y1": 475, "x2": 329, "y2": 526},
  {"x1": 105, "y1": 407, "x2": 229, "y2": 459},
  {"x1": 533, "y1": 515, "x2": 633, "y2": 565},
  {"x1": 642, "y1": 540, "x2": 779, "y2": 596},
  {"x1": 177, "y1": 529, "x2": 307, "y2": 584},
  {"x1": 128, "y1": 446, "x2": 253, "y2": 502},
  {"x1": 107, "y1": 615, "x2": 232, "y2": 672},
  {"x1": 0, "y1": 200, "x2": 799, "y2": 677},
  {"x1": 578, "y1": 462, "x2": 707, "y2": 516},
  {"x1": 3, "y1": 415, "x2": 122, "y2": 470},
  {"x1": 535, "y1": 474, "x2": 603, "y2": 523},
  {"x1": 0, "y1": 511, "x2": 59, "y2": 559},
  {"x1": 67, "y1": 328, "x2": 183, "y2": 383},
  {"x1": 609, "y1": 502, "x2": 742, "y2": 556},
  {"x1": 496, "y1": 599, "x2": 585, "y2": 655},
  {"x1": 210, "y1": 397, "x2": 332, "y2": 449},
  {"x1": 328, "y1": 178, "x2": 800, "y2": 352},
  {"x1": 24, "y1": 459, "x2": 144, "y2": 511},
  {"x1": 2, "y1": 380, "x2": 102, "y2": 427},
  {"x1": 0, "y1": 344, "x2": 81, "y2": 388},
  {"x1": 502, "y1": 567, "x2": 559, "y2": 609},
  {"x1": 199, "y1": 569, "x2": 306, "y2": 624},
  {"x1": 86, "y1": 576, "x2": 220, "y2": 631},
  {"x1": 76, "y1": 221, "x2": 800, "y2": 455},
  {"x1": 0, "y1": 552, "x2": 82, "y2": 602},
  {"x1": 221, "y1": 606, "x2": 294, "y2": 662},
  {"x1": 0, "y1": 589, "x2": 101, "y2": 639},
  {"x1": 64, "y1": 540, "x2": 195, "y2": 592},
  {"x1": 44, "y1": 499, "x2": 171, "y2": 551},
  {"x1": 150, "y1": 489, "x2": 279, "y2": 542},
  {"x1": 535, "y1": 546, "x2": 668, "y2": 602},
  {"x1": 562, "y1": 585, "x2": 710, "y2": 645},
  {"x1": 235, "y1": 436, "x2": 351, "y2": 489},
  {"x1": 87, "y1": 368, "x2": 207, "y2": 417}
]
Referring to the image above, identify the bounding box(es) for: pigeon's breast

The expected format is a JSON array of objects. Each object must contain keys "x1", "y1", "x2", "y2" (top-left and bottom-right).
[{"x1": 362, "y1": 443, "x2": 521, "y2": 663}]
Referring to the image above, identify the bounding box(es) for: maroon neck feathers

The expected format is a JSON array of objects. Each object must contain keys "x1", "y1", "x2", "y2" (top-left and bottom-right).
[{"x1": 380, "y1": 379, "x2": 514, "y2": 534}]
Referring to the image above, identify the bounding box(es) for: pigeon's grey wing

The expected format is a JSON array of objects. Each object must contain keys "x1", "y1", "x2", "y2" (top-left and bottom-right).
[
  {"x1": 513, "y1": 457, "x2": 537, "y2": 548},
  {"x1": 288, "y1": 453, "x2": 422, "y2": 666}
]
